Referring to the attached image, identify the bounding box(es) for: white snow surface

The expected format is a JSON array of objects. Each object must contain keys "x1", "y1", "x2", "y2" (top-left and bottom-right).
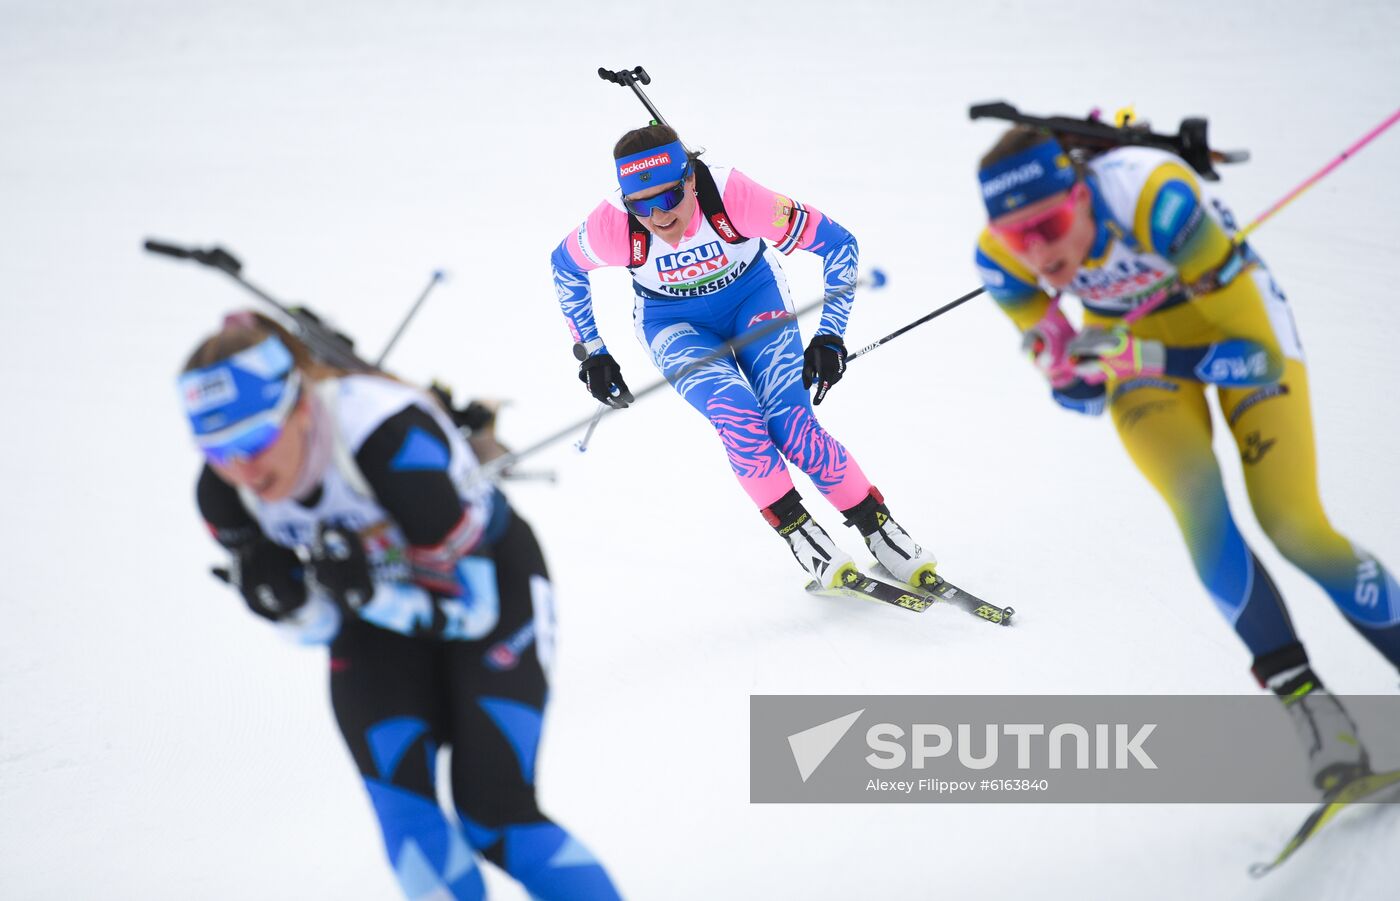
[{"x1": 3, "y1": 1, "x2": 1400, "y2": 898}]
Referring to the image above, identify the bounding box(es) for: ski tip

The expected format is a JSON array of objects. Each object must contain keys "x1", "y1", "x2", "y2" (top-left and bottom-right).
[
  {"x1": 432, "y1": 269, "x2": 447, "y2": 282},
  {"x1": 869, "y1": 267, "x2": 888, "y2": 289}
]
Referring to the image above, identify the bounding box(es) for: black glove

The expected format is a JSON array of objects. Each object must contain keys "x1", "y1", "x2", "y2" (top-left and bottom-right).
[
  {"x1": 578, "y1": 352, "x2": 634, "y2": 409},
  {"x1": 802, "y1": 334, "x2": 847, "y2": 405},
  {"x1": 429, "y1": 382, "x2": 497, "y2": 433},
  {"x1": 309, "y1": 524, "x2": 374, "y2": 610},
  {"x1": 227, "y1": 538, "x2": 307, "y2": 621}
]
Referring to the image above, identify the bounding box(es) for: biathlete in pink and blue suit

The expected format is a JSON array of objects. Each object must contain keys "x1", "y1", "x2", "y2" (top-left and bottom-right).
[{"x1": 550, "y1": 123, "x2": 937, "y2": 590}]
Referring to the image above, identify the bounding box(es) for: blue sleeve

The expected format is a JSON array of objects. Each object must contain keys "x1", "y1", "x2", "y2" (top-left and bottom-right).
[
  {"x1": 551, "y1": 240, "x2": 609, "y2": 356},
  {"x1": 1145, "y1": 178, "x2": 1208, "y2": 259},
  {"x1": 1164, "y1": 339, "x2": 1284, "y2": 386},
  {"x1": 803, "y1": 215, "x2": 859, "y2": 338}
]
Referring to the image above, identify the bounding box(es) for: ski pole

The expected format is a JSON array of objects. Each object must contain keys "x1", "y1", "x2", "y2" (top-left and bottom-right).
[
  {"x1": 377, "y1": 270, "x2": 447, "y2": 367},
  {"x1": 846, "y1": 285, "x2": 986, "y2": 362},
  {"x1": 144, "y1": 239, "x2": 375, "y2": 373},
  {"x1": 1124, "y1": 105, "x2": 1400, "y2": 325},
  {"x1": 475, "y1": 269, "x2": 888, "y2": 484},
  {"x1": 1235, "y1": 106, "x2": 1400, "y2": 244},
  {"x1": 574, "y1": 404, "x2": 607, "y2": 454},
  {"x1": 598, "y1": 66, "x2": 669, "y2": 127}
]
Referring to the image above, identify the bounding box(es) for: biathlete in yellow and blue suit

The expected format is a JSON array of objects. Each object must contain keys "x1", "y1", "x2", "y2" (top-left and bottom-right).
[{"x1": 972, "y1": 125, "x2": 1398, "y2": 792}]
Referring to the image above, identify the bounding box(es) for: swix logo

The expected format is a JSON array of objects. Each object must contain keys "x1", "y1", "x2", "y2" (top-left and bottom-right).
[
  {"x1": 619, "y1": 152, "x2": 672, "y2": 176},
  {"x1": 747, "y1": 310, "x2": 793, "y2": 327},
  {"x1": 656, "y1": 241, "x2": 729, "y2": 283},
  {"x1": 711, "y1": 214, "x2": 738, "y2": 241},
  {"x1": 1356, "y1": 558, "x2": 1383, "y2": 608},
  {"x1": 631, "y1": 234, "x2": 646, "y2": 264}
]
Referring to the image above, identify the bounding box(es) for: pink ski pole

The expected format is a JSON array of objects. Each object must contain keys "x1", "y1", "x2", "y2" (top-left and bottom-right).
[{"x1": 1126, "y1": 105, "x2": 1400, "y2": 324}]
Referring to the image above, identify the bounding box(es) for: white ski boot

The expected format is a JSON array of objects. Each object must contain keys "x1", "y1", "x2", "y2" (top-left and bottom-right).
[
  {"x1": 1277, "y1": 678, "x2": 1371, "y2": 794},
  {"x1": 762, "y1": 490, "x2": 858, "y2": 589},
  {"x1": 841, "y1": 487, "x2": 939, "y2": 588}
]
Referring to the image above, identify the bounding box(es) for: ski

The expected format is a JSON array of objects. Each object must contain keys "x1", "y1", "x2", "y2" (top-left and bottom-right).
[
  {"x1": 806, "y1": 567, "x2": 1016, "y2": 625},
  {"x1": 805, "y1": 570, "x2": 935, "y2": 614},
  {"x1": 871, "y1": 564, "x2": 1015, "y2": 626},
  {"x1": 1248, "y1": 767, "x2": 1400, "y2": 877}
]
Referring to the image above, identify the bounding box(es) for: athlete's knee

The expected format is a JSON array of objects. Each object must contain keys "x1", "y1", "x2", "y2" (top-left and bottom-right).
[
  {"x1": 362, "y1": 778, "x2": 486, "y2": 900},
  {"x1": 474, "y1": 819, "x2": 622, "y2": 901},
  {"x1": 455, "y1": 786, "x2": 545, "y2": 850},
  {"x1": 706, "y1": 392, "x2": 782, "y2": 467},
  {"x1": 1138, "y1": 469, "x2": 1226, "y2": 540},
  {"x1": 1256, "y1": 511, "x2": 1341, "y2": 570},
  {"x1": 767, "y1": 404, "x2": 834, "y2": 463}
]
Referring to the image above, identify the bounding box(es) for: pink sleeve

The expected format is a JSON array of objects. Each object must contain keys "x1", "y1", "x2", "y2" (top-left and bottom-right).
[
  {"x1": 561, "y1": 197, "x2": 633, "y2": 270},
  {"x1": 721, "y1": 169, "x2": 826, "y2": 252}
]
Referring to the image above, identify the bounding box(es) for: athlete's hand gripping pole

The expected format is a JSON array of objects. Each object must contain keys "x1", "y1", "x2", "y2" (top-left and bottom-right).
[{"x1": 597, "y1": 66, "x2": 670, "y2": 127}]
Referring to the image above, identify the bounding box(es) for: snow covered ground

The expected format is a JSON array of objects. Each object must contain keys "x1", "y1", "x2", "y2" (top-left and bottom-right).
[{"x1": 3, "y1": 1, "x2": 1399, "y2": 898}]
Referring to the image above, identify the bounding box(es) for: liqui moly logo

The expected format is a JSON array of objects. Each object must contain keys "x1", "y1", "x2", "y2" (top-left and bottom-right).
[
  {"x1": 619, "y1": 152, "x2": 673, "y2": 176},
  {"x1": 656, "y1": 241, "x2": 729, "y2": 283}
]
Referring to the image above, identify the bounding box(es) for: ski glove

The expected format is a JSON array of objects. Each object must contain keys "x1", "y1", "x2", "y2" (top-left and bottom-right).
[
  {"x1": 309, "y1": 524, "x2": 374, "y2": 610},
  {"x1": 1051, "y1": 378, "x2": 1108, "y2": 416},
  {"x1": 1068, "y1": 327, "x2": 1166, "y2": 386},
  {"x1": 803, "y1": 334, "x2": 847, "y2": 405},
  {"x1": 429, "y1": 382, "x2": 496, "y2": 433},
  {"x1": 1021, "y1": 305, "x2": 1079, "y2": 388},
  {"x1": 228, "y1": 537, "x2": 307, "y2": 621},
  {"x1": 579, "y1": 352, "x2": 634, "y2": 409}
]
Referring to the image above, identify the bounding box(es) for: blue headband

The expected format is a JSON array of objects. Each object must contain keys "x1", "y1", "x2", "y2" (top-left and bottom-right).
[
  {"x1": 979, "y1": 139, "x2": 1076, "y2": 218},
  {"x1": 179, "y1": 334, "x2": 299, "y2": 459},
  {"x1": 616, "y1": 139, "x2": 689, "y2": 195}
]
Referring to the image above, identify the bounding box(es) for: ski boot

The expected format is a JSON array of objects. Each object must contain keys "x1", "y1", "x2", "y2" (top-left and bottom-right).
[
  {"x1": 761, "y1": 489, "x2": 858, "y2": 590},
  {"x1": 841, "y1": 487, "x2": 939, "y2": 589},
  {"x1": 1269, "y1": 666, "x2": 1372, "y2": 795}
]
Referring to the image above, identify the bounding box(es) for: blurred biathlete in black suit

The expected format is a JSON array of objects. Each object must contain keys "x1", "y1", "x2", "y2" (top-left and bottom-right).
[{"x1": 179, "y1": 311, "x2": 622, "y2": 900}]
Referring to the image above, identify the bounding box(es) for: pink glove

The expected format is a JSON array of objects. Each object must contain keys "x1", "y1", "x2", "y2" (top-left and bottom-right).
[
  {"x1": 1020, "y1": 304, "x2": 1079, "y2": 389},
  {"x1": 1068, "y1": 327, "x2": 1166, "y2": 386}
]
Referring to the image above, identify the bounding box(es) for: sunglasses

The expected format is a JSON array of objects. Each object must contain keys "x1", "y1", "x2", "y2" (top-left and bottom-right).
[
  {"x1": 990, "y1": 182, "x2": 1086, "y2": 253},
  {"x1": 201, "y1": 371, "x2": 303, "y2": 466},
  {"x1": 623, "y1": 166, "x2": 691, "y2": 218}
]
